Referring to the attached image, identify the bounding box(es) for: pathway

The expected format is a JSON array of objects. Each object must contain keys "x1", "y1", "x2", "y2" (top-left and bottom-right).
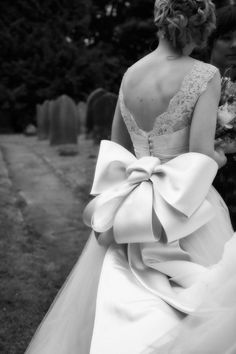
[{"x1": 0, "y1": 134, "x2": 98, "y2": 354}]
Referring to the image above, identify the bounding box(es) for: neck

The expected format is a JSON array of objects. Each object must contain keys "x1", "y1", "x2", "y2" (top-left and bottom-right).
[{"x1": 155, "y1": 38, "x2": 183, "y2": 59}]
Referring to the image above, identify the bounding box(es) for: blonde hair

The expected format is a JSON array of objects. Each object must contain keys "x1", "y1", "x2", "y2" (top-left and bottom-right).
[{"x1": 154, "y1": 0, "x2": 216, "y2": 51}]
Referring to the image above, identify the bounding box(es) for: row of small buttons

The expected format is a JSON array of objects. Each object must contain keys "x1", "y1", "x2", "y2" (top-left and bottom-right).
[{"x1": 148, "y1": 135, "x2": 154, "y2": 156}]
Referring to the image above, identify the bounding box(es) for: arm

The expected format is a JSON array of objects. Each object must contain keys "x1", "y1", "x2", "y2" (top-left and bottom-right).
[
  {"x1": 189, "y1": 70, "x2": 227, "y2": 168},
  {"x1": 111, "y1": 97, "x2": 133, "y2": 152}
]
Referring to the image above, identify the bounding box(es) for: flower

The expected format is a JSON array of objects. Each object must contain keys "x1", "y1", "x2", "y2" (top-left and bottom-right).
[
  {"x1": 217, "y1": 103, "x2": 234, "y2": 128},
  {"x1": 215, "y1": 75, "x2": 236, "y2": 142}
]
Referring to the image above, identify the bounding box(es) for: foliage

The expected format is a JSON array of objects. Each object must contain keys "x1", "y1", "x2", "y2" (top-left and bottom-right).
[
  {"x1": 0, "y1": 0, "x2": 91, "y2": 131},
  {"x1": 87, "y1": 0, "x2": 157, "y2": 91},
  {"x1": 0, "y1": 0, "x2": 157, "y2": 131}
]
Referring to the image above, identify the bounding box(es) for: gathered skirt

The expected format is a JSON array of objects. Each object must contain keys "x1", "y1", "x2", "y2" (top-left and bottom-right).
[{"x1": 25, "y1": 187, "x2": 235, "y2": 354}]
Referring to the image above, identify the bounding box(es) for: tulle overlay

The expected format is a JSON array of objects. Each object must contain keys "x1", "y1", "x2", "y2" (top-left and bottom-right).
[
  {"x1": 144, "y1": 234, "x2": 236, "y2": 354},
  {"x1": 25, "y1": 233, "x2": 108, "y2": 353}
]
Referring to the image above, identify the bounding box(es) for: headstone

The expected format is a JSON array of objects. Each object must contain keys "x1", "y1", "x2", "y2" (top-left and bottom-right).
[
  {"x1": 49, "y1": 95, "x2": 78, "y2": 146},
  {"x1": 93, "y1": 92, "x2": 118, "y2": 143},
  {"x1": 37, "y1": 100, "x2": 50, "y2": 140},
  {"x1": 78, "y1": 101, "x2": 87, "y2": 134},
  {"x1": 86, "y1": 88, "x2": 106, "y2": 135},
  {"x1": 24, "y1": 124, "x2": 37, "y2": 136}
]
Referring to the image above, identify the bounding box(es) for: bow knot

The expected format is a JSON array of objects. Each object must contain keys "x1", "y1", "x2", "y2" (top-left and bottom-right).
[
  {"x1": 126, "y1": 156, "x2": 162, "y2": 183},
  {"x1": 83, "y1": 140, "x2": 218, "y2": 245}
]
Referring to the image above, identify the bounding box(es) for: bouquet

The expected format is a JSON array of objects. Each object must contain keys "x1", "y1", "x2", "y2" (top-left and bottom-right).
[{"x1": 215, "y1": 73, "x2": 236, "y2": 144}]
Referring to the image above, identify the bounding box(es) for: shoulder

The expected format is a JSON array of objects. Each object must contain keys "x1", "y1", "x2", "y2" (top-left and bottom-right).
[
  {"x1": 127, "y1": 52, "x2": 153, "y2": 72},
  {"x1": 193, "y1": 60, "x2": 221, "y2": 94},
  {"x1": 195, "y1": 60, "x2": 220, "y2": 80},
  {"x1": 121, "y1": 52, "x2": 156, "y2": 85}
]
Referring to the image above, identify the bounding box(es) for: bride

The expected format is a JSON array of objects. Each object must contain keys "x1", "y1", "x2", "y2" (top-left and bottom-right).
[{"x1": 26, "y1": 0, "x2": 236, "y2": 353}]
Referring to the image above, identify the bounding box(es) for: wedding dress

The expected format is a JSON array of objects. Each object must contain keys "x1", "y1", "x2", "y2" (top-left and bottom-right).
[{"x1": 25, "y1": 60, "x2": 235, "y2": 354}]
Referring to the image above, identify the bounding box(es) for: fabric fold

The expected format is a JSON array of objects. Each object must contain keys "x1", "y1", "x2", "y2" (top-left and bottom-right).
[{"x1": 83, "y1": 140, "x2": 218, "y2": 244}]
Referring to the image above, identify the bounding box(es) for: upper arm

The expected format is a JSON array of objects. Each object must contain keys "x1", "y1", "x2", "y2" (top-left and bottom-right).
[
  {"x1": 111, "y1": 75, "x2": 133, "y2": 151},
  {"x1": 189, "y1": 70, "x2": 221, "y2": 158},
  {"x1": 111, "y1": 98, "x2": 133, "y2": 151}
]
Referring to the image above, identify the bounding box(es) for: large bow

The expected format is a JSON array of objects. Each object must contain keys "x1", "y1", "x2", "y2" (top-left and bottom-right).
[{"x1": 83, "y1": 140, "x2": 218, "y2": 244}]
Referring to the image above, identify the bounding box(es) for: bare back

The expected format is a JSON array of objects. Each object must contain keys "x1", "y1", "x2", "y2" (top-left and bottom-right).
[
  {"x1": 122, "y1": 53, "x2": 198, "y2": 133},
  {"x1": 116, "y1": 54, "x2": 219, "y2": 161}
]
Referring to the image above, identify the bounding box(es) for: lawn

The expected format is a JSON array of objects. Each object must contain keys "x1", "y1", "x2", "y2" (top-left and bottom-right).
[{"x1": 0, "y1": 135, "x2": 97, "y2": 354}]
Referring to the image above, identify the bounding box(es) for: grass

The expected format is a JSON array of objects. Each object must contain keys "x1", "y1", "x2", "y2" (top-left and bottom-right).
[
  {"x1": 0, "y1": 185, "x2": 90, "y2": 354},
  {"x1": 0, "y1": 138, "x2": 93, "y2": 354}
]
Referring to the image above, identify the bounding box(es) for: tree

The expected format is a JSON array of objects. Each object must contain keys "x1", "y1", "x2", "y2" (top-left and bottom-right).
[
  {"x1": 86, "y1": 0, "x2": 157, "y2": 92},
  {"x1": 0, "y1": 0, "x2": 90, "y2": 131},
  {"x1": 0, "y1": 0, "x2": 157, "y2": 131}
]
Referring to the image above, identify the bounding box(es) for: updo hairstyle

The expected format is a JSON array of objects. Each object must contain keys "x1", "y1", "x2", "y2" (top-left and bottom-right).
[{"x1": 154, "y1": 0, "x2": 216, "y2": 51}]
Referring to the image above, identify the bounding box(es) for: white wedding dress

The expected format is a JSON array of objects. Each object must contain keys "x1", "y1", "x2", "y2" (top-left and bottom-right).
[{"x1": 26, "y1": 60, "x2": 235, "y2": 354}]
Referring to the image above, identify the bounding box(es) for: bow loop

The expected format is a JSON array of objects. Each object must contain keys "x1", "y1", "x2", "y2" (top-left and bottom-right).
[{"x1": 83, "y1": 140, "x2": 218, "y2": 245}]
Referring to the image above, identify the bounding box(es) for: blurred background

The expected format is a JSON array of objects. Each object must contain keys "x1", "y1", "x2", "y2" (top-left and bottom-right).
[
  {"x1": 0, "y1": 0, "x2": 226, "y2": 134},
  {"x1": 0, "y1": 0, "x2": 158, "y2": 134}
]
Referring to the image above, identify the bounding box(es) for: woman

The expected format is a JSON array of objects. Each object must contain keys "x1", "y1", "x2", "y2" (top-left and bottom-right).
[
  {"x1": 25, "y1": 1, "x2": 235, "y2": 353},
  {"x1": 210, "y1": 3, "x2": 236, "y2": 229},
  {"x1": 210, "y1": 3, "x2": 236, "y2": 81}
]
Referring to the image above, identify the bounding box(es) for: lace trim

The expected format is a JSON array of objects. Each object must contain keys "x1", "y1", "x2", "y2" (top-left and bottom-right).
[{"x1": 119, "y1": 61, "x2": 218, "y2": 137}]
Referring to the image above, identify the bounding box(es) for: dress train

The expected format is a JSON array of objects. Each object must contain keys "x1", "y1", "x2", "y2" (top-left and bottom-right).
[
  {"x1": 144, "y1": 233, "x2": 236, "y2": 354},
  {"x1": 25, "y1": 232, "x2": 107, "y2": 354},
  {"x1": 25, "y1": 140, "x2": 235, "y2": 354}
]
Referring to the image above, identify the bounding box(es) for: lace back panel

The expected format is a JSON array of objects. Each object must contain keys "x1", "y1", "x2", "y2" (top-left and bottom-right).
[
  {"x1": 119, "y1": 61, "x2": 218, "y2": 160},
  {"x1": 119, "y1": 61, "x2": 218, "y2": 138}
]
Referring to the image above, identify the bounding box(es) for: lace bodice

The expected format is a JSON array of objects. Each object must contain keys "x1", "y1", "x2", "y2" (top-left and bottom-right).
[{"x1": 119, "y1": 61, "x2": 218, "y2": 161}]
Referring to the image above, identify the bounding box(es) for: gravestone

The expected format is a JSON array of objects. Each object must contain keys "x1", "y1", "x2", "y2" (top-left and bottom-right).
[
  {"x1": 78, "y1": 101, "x2": 87, "y2": 134},
  {"x1": 86, "y1": 88, "x2": 106, "y2": 135},
  {"x1": 24, "y1": 124, "x2": 37, "y2": 136},
  {"x1": 37, "y1": 100, "x2": 50, "y2": 140},
  {"x1": 49, "y1": 95, "x2": 78, "y2": 146}
]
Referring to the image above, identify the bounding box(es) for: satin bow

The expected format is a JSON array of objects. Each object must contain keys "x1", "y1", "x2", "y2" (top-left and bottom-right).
[{"x1": 83, "y1": 140, "x2": 218, "y2": 244}]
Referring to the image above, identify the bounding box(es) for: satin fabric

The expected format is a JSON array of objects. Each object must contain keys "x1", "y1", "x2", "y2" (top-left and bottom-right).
[
  {"x1": 25, "y1": 59, "x2": 234, "y2": 354},
  {"x1": 25, "y1": 139, "x2": 234, "y2": 354},
  {"x1": 90, "y1": 244, "x2": 185, "y2": 354},
  {"x1": 84, "y1": 140, "x2": 218, "y2": 245},
  {"x1": 88, "y1": 141, "x2": 233, "y2": 353},
  {"x1": 85, "y1": 141, "x2": 225, "y2": 314}
]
